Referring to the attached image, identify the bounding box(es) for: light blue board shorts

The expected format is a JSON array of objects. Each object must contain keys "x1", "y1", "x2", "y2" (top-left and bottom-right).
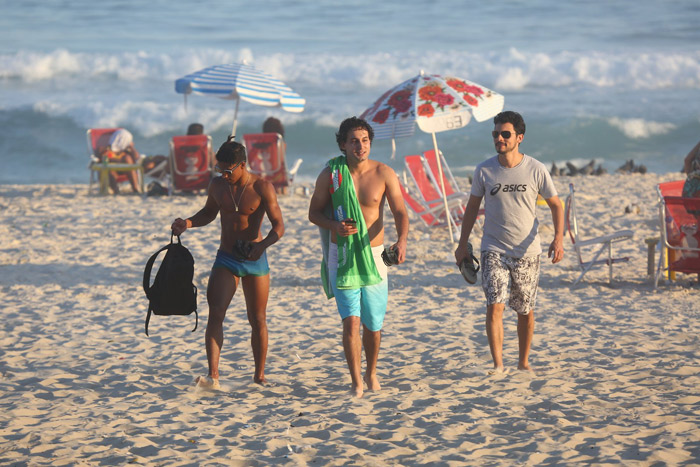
[
  {"x1": 212, "y1": 249, "x2": 270, "y2": 277},
  {"x1": 328, "y1": 243, "x2": 388, "y2": 332}
]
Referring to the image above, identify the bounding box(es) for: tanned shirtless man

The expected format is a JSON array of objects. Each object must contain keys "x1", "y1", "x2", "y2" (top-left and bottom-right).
[{"x1": 172, "y1": 137, "x2": 284, "y2": 389}]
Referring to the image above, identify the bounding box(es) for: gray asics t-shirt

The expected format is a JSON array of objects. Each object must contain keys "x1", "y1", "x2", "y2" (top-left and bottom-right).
[{"x1": 471, "y1": 154, "x2": 557, "y2": 258}]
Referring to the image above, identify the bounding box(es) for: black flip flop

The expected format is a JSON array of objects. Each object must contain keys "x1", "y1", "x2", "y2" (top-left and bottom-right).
[
  {"x1": 381, "y1": 247, "x2": 399, "y2": 266},
  {"x1": 459, "y1": 243, "x2": 480, "y2": 284}
]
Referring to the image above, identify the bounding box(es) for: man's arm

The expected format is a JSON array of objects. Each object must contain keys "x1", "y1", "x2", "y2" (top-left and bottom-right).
[
  {"x1": 384, "y1": 169, "x2": 409, "y2": 263},
  {"x1": 248, "y1": 180, "x2": 285, "y2": 260},
  {"x1": 308, "y1": 168, "x2": 358, "y2": 237},
  {"x1": 454, "y1": 195, "x2": 483, "y2": 264},
  {"x1": 545, "y1": 196, "x2": 565, "y2": 264},
  {"x1": 171, "y1": 180, "x2": 220, "y2": 235}
]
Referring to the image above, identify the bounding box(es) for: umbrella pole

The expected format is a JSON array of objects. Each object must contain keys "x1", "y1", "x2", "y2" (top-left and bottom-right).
[
  {"x1": 432, "y1": 132, "x2": 455, "y2": 243},
  {"x1": 231, "y1": 98, "x2": 240, "y2": 138}
]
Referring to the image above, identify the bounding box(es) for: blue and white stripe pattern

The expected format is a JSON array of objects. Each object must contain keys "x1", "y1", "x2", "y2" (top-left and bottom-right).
[{"x1": 175, "y1": 63, "x2": 305, "y2": 113}]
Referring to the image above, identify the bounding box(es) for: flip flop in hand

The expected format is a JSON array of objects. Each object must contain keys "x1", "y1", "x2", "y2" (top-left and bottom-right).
[{"x1": 459, "y1": 242, "x2": 480, "y2": 284}]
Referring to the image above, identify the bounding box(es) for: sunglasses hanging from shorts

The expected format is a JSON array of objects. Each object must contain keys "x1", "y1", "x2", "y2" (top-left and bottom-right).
[{"x1": 492, "y1": 131, "x2": 516, "y2": 139}]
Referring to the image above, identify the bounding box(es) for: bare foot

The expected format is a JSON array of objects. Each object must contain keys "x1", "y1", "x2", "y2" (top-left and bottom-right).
[
  {"x1": 363, "y1": 374, "x2": 381, "y2": 391},
  {"x1": 351, "y1": 383, "x2": 364, "y2": 398},
  {"x1": 195, "y1": 375, "x2": 221, "y2": 390},
  {"x1": 254, "y1": 376, "x2": 267, "y2": 385},
  {"x1": 488, "y1": 366, "x2": 508, "y2": 375},
  {"x1": 518, "y1": 364, "x2": 534, "y2": 373}
]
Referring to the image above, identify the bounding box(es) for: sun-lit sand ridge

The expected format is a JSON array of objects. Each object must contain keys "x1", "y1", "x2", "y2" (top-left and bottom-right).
[{"x1": 0, "y1": 172, "x2": 698, "y2": 465}]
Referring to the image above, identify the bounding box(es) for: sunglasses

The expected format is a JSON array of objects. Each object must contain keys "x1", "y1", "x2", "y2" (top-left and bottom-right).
[
  {"x1": 215, "y1": 161, "x2": 242, "y2": 176},
  {"x1": 492, "y1": 130, "x2": 516, "y2": 139}
]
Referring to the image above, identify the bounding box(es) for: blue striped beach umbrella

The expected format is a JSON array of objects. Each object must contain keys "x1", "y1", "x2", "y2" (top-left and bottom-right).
[{"x1": 175, "y1": 62, "x2": 305, "y2": 137}]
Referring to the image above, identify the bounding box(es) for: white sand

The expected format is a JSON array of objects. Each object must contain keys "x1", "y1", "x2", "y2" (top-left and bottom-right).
[{"x1": 1, "y1": 173, "x2": 699, "y2": 465}]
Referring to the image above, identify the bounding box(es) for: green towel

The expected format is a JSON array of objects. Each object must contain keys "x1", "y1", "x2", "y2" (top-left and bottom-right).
[{"x1": 320, "y1": 155, "x2": 382, "y2": 298}]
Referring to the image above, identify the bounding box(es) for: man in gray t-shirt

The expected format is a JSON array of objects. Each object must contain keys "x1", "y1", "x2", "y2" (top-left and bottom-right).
[{"x1": 455, "y1": 111, "x2": 564, "y2": 374}]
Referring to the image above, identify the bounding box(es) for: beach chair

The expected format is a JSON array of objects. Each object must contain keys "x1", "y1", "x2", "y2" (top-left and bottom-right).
[
  {"x1": 565, "y1": 183, "x2": 634, "y2": 285},
  {"x1": 654, "y1": 180, "x2": 700, "y2": 288},
  {"x1": 86, "y1": 128, "x2": 144, "y2": 195},
  {"x1": 422, "y1": 149, "x2": 470, "y2": 217},
  {"x1": 404, "y1": 154, "x2": 468, "y2": 228},
  {"x1": 169, "y1": 134, "x2": 213, "y2": 194},
  {"x1": 243, "y1": 133, "x2": 302, "y2": 194},
  {"x1": 399, "y1": 180, "x2": 446, "y2": 227}
]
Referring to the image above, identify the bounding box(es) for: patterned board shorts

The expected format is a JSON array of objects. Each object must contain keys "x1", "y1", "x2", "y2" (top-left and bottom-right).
[{"x1": 481, "y1": 251, "x2": 540, "y2": 315}]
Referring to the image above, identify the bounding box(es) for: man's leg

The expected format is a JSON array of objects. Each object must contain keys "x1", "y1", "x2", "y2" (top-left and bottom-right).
[
  {"x1": 517, "y1": 310, "x2": 535, "y2": 370},
  {"x1": 486, "y1": 303, "x2": 505, "y2": 372},
  {"x1": 241, "y1": 274, "x2": 270, "y2": 384},
  {"x1": 362, "y1": 325, "x2": 381, "y2": 391},
  {"x1": 342, "y1": 316, "x2": 363, "y2": 398},
  {"x1": 204, "y1": 267, "x2": 237, "y2": 380}
]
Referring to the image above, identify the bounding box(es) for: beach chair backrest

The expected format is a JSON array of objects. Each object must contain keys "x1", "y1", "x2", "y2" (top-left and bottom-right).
[
  {"x1": 565, "y1": 184, "x2": 584, "y2": 265},
  {"x1": 87, "y1": 128, "x2": 120, "y2": 157},
  {"x1": 404, "y1": 154, "x2": 442, "y2": 205},
  {"x1": 243, "y1": 132, "x2": 288, "y2": 189},
  {"x1": 423, "y1": 149, "x2": 461, "y2": 196},
  {"x1": 170, "y1": 134, "x2": 212, "y2": 192},
  {"x1": 399, "y1": 181, "x2": 438, "y2": 226},
  {"x1": 657, "y1": 180, "x2": 700, "y2": 251}
]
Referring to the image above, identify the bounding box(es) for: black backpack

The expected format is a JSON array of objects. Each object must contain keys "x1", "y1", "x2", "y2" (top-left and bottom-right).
[{"x1": 142, "y1": 233, "x2": 198, "y2": 336}]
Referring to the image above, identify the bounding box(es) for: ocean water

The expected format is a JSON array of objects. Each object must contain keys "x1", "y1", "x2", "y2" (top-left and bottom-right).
[{"x1": 1, "y1": 0, "x2": 699, "y2": 184}]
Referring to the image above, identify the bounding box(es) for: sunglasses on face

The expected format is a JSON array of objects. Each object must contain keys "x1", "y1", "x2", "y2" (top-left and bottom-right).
[
  {"x1": 215, "y1": 161, "x2": 242, "y2": 176},
  {"x1": 492, "y1": 130, "x2": 516, "y2": 139}
]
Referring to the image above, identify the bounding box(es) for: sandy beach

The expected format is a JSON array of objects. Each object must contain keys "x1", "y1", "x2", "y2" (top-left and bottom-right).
[{"x1": 1, "y1": 172, "x2": 699, "y2": 466}]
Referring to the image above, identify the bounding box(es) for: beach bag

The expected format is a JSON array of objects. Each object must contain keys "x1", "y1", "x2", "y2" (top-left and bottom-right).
[{"x1": 142, "y1": 233, "x2": 198, "y2": 336}]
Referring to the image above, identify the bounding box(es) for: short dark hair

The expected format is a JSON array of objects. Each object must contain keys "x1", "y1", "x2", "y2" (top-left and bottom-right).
[
  {"x1": 493, "y1": 111, "x2": 526, "y2": 135},
  {"x1": 336, "y1": 116, "x2": 374, "y2": 151},
  {"x1": 187, "y1": 123, "x2": 204, "y2": 135},
  {"x1": 262, "y1": 117, "x2": 284, "y2": 138},
  {"x1": 215, "y1": 136, "x2": 246, "y2": 164}
]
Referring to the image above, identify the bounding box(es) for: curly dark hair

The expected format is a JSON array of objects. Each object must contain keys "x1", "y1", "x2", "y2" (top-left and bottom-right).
[
  {"x1": 335, "y1": 116, "x2": 374, "y2": 152},
  {"x1": 215, "y1": 136, "x2": 247, "y2": 164},
  {"x1": 493, "y1": 111, "x2": 526, "y2": 135}
]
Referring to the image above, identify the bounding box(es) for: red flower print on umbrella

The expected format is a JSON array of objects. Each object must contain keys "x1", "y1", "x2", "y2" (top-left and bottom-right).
[{"x1": 417, "y1": 103, "x2": 435, "y2": 117}]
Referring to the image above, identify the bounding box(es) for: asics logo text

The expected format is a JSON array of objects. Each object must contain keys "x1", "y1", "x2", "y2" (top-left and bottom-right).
[{"x1": 490, "y1": 183, "x2": 527, "y2": 195}]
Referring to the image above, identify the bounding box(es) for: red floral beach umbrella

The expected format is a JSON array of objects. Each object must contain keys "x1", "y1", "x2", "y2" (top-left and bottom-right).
[
  {"x1": 361, "y1": 71, "x2": 504, "y2": 143},
  {"x1": 360, "y1": 71, "x2": 504, "y2": 242}
]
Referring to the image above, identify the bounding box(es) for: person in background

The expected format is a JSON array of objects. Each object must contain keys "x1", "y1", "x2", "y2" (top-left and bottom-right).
[
  {"x1": 262, "y1": 117, "x2": 284, "y2": 138},
  {"x1": 682, "y1": 140, "x2": 700, "y2": 202},
  {"x1": 98, "y1": 128, "x2": 141, "y2": 194}
]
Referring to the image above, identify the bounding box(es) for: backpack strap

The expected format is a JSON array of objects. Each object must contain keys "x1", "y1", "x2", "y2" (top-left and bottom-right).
[{"x1": 192, "y1": 287, "x2": 198, "y2": 333}]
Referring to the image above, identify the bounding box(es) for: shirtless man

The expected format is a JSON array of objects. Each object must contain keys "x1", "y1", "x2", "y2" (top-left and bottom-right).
[
  {"x1": 308, "y1": 117, "x2": 409, "y2": 397},
  {"x1": 455, "y1": 111, "x2": 564, "y2": 373},
  {"x1": 171, "y1": 137, "x2": 284, "y2": 389}
]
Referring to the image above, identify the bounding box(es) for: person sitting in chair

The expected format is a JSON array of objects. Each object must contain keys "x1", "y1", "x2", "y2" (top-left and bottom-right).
[
  {"x1": 98, "y1": 128, "x2": 141, "y2": 194},
  {"x1": 261, "y1": 117, "x2": 288, "y2": 195}
]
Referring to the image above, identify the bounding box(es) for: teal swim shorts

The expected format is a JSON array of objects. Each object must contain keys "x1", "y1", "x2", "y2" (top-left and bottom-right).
[
  {"x1": 212, "y1": 249, "x2": 270, "y2": 277},
  {"x1": 328, "y1": 243, "x2": 388, "y2": 331}
]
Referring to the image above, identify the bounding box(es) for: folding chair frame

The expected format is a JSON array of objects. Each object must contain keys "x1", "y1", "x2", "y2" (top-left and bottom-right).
[{"x1": 566, "y1": 183, "x2": 633, "y2": 285}]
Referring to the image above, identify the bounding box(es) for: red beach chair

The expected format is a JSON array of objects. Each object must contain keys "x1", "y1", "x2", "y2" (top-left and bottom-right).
[
  {"x1": 654, "y1": 180, "x2": 700, "y2": 288},
  {"x1": 243, "y1": 132, "x2": 302, "y2": 194},
  {"x1": 404, "y1": 154, "x2": 469, "y2": 228},
  {"x1": 422, "y1": 149, "x2": 470, "y2": 218},
  {"x1": 169, "y1": 134, "x2": 213, "y2": 194}
]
